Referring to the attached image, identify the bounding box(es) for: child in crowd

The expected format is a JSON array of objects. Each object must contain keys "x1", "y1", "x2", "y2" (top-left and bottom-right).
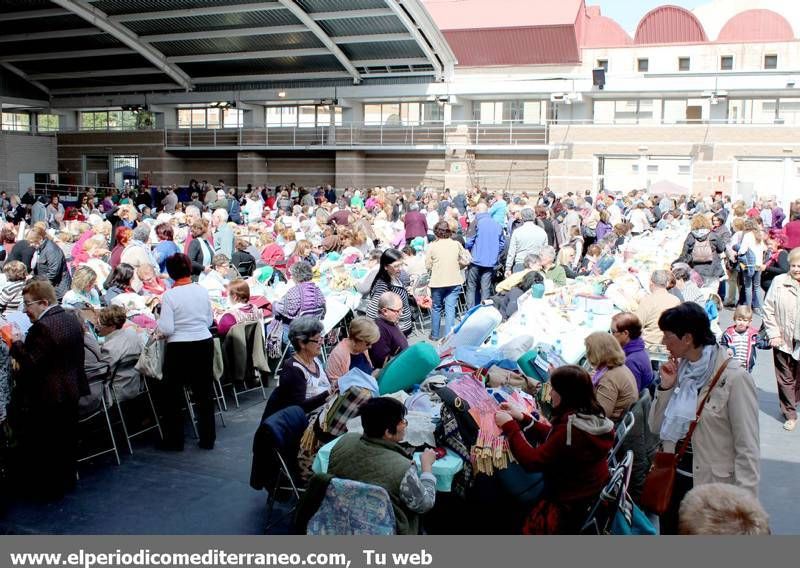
[
  {"x1": 720, "y1": 305, "x2": 770, "y2": 373},
  {"x1": 704, "y1": 293, "x2": 723, "y2": 341}
]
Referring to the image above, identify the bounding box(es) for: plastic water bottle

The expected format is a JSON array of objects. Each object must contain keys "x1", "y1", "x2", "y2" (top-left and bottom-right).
[
  {"x1": 490, "y1": 330, "x2": 499, "y2": 346},
  {"x1": 520, "y1": 312, "x2": 527, "y2": 328},
  {"x1": 554, "y1": 339, "x2": 563, "y2": 355},
  {"x1": 586, "y1": 309, "x2": 594, "y2": 328}
]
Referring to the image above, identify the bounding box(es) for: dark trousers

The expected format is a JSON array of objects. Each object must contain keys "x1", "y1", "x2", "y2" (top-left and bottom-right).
[
  {"x1": 160, "y1": 338, "x2": 216, "y2": 448},
  {"x1": 774, "y1": 349, "x2": 800, "y2": 420},
  {"x1": 465, "y1": 265, "x2": 494, "y2": 309},
  {"x1": 18, "y1": 401, "x2": 78, "y2": 500}
]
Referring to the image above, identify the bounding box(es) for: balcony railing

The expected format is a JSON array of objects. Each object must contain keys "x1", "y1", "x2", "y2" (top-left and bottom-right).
[{"x1": 162, "y1": 121, "x2": 549, "y2": 149}]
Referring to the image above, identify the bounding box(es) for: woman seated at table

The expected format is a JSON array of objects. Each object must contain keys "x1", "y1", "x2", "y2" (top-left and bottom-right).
[
  {"x1": 217, "y1": 279, "x2": 264, "y2": 337},
  {"x1": 325, "y1": 317, "x2": 381, "y2": 382},
  {"x1": 489, "y1": 270, "x2": 542, "y2": 320},
  {"x1": 231, "y1": 238, "x2": 257, "y2": 277},
  {"x1": 557, "y1": 246, "x2": 577, "y2": 280},
  {"x1": 137, "y1": 264, "x2": 168, "y2": 296},
  {"x1": 264, "y1": 317, "x2": 333, "y2": 417},
  {"x1": 578, "y1": 244, "x2": 602, "y2": 276},
  {"x1": 495, "y1": 365, "x2": 614, "y2": 534},
  {"x1": 358, "y1": 248, "x2": 413, "y2": 336},
  {"x1": 96, "y1": 305, "x2": 144, "y2": 403},
  {"x1": 266, "y1": 261, "x2": 326, "y2": 358},
  {"x1": 62, "y1": 265, "x2": 102, "y2": 309},
  {"x1": 103, "y1": 263, "x2": 136, "y2": 305},
  {"x1": 287, "y1": 239, "x2": 318, "y2": 271},
  {"x1": 584, "y1": 331, "x2": 638, "y2": 422}
]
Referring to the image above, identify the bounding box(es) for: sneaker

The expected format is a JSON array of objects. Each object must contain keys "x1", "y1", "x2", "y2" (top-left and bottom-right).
[{"x1": 784, "y1": 419, "x2": 796, "y2": 431}]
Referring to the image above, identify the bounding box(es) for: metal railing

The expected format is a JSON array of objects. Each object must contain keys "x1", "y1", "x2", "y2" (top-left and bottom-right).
[{"x1": 162, "y1": 120, "x2": 549, "y2": 149}]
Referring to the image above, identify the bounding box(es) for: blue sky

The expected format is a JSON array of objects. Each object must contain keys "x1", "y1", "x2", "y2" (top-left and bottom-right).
[{"x1": 597, "y1": 0, "x2": 707, "y2": 33}]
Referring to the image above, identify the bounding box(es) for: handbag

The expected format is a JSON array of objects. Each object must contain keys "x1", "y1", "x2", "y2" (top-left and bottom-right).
[
  {"x1": 458, "y1": 245, "x2": 473, "y2": 269},
  {"x1": 639, "y1": 358, "x2": 730, "y2": 514},
  {"x1": 135, "y1": 335, "x2": 166, "y2": 381}
]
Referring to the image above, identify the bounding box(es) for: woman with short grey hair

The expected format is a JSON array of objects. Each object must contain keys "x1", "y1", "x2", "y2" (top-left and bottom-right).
[
  {"x1": 264, "y1": 316, "x2": 332, "y2": 417},
  {"x1": 290, "y1": 259, "x2": 314, "y2": 283},
  {"x1": 266, "y1": 260, "x2": 327, "y2": 358}
]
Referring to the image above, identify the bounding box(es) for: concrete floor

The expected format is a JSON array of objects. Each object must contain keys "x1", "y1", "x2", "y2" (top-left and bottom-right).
[{"x1": 0, "y1": 316, "x2": 797, "y2": 534}]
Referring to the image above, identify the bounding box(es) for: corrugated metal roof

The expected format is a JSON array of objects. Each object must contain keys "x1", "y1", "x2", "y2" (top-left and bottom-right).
[
  {"x1": 0, "y1": 0, "x2": 52, "y2": 14},
  {"x1": 0, "y1": 34, "x2": 123, "y2": 56},
  {"x1": 297, "y1": 0, "x2": 389, "y2": 13},
  {"x1": 93, "y1": 0, "x2": 271, "y2": 16},
  {"x1": 634, "y1": 5, "x2": 708, "y2": 44},
  {"x1": 193, "y1": 74, "x2": 433, "y2": 92},
  {"x1": 0, "y1": 14, "x2": 87, "y2": 34},
  {"x1": 583, "y1": 13, "x2": 632, "y2": 47},
  {"x1": 122, "y1": 10, "x2": 301, "y2": 35},
  {"x1": 152, "y1": 34, "x2": 324, "y2": 57},
  {"x1": 17, "y1": 54, "x2": 152, "y2": 74},
  {"x1": 443, "y1": 26, "x2": 580, "y2": 65},
  {"x1": 717, "y1": 9, "x2": 794, "y2": 42},
  {"x1": 339, "y1": 40, "x2": 426, "y2": 60},
  {"x1": 177, "y1": 55, "x2": 343, "y2": 76},
  {"x1": 44, "y1": 73, "x2": 170, "y2": 90},
  {"x1": 318, "y1": 16, "x2": 408, "y2": 37}
]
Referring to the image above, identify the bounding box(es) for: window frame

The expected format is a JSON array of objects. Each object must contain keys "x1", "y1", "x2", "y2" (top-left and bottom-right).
[
  {"x1": 1, "y1": 112, "x2": 31, "y2": 132},
  {"x1": 764, "y1": 54, "x2": 778, "y2": 70},
  {"x1": 678, "y1": 57, "x2": 691, "y2": 72},
  {"x1": 637, "y1": 58, "x2": 649, "y2": 73},
  {"x1": 596, "y1": 59, "x2": 609, "y2": 72},
  {"x1": 720, "y1": 55, "x2": 733, "y2": 71}
]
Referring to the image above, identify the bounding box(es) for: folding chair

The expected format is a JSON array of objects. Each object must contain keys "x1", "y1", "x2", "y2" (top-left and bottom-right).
[
  {"x1": 307, "y1": 478, "x2": 396, "y2": 535},
  {"x1": 260, "y1": 406, "x2": 308, "y2": 531},
  {"x1": 581, "y1": 450, "x2": 633, "y2": 535},
  {"x1": 108, "y1": 354, "x2": 163, "y2": 455},
  {"x1": 77, "y1": 374, "x2": 121, "y2": 466},
  {"x1": 183, "y1": 381, "x2": 226, "y2": 439},
  {"x1": 220, "y1": 322, "x2": 269, "y2": 409},
  {"x1": 608, "y1": 411, "x2": 635, "y2": 467},
  {"x1": 237, "y1": 259, "x2": 256, "y2": 277}
]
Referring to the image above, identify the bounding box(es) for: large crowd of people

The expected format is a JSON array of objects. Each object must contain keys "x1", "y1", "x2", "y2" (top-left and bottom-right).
[{"x1": 0, "y1": 178, "x2": 790, "y2": 535}]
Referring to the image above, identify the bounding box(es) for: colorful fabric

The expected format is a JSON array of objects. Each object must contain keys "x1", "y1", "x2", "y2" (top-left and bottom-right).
[
  {"x1": 447, "y1": 376, "x2": 511, "y2": 475},
  {"x1": 266, "y1": 282, "x2": 326, "y2": 358},
  {"x1": 307, "y1": 478, "x2": 396, "y2": 535}
]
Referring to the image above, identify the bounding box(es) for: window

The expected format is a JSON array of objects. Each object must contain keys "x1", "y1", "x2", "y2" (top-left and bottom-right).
[
  {"x1": 37, "y1": 114, "x2": 59, "y2": 132},
  {"x1": 266, "y1": 105, "x2": 341, "y2": 127},
  {"x1": 1, "y1": 112, "x2": 30, "y2": 132},
  {"x1": 80, "y1": 110, "x2": 153, "y2": 131},
  {"x1": 647, "y1": 164, "x2": 659, "y2": 173},
  {"x1": 637, "y1": 58, "x2": 649, "y2": 72},
  {"x1": 720, "y1": 56, "x2": 733, "y2": 71},
  {"x1": 177, "y1": 107, "x2": 242, "y2": 129},
  {"x1": 596, "y1": 59, "x2": 608, "y2": 72},
  {"x1": 364, "y1": 102, "x2": 445, "y2": 125},
  {"x1": 765, "y1": 54, "x2": 778, "y2": 70},
  {"x1": 678, "y1": 164, "x2": 691, "y2": 175},
  {"x1": 678, "y1": 57, "x2": 690, "y2": 71}
]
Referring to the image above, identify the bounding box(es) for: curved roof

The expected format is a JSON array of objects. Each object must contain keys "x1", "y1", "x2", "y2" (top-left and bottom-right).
[
  {"x1": 583, "y1": 12, "x2": 632, "y2": 47},
  {"x1": 0, "y1": 0, "x2": 456, "y2": 97},
  {"x1": 634, "y1": 4, "x2": 708, "y2": 45},
  {"x1": 717, "y1": 9, "x2": 794, "y2": 42}
]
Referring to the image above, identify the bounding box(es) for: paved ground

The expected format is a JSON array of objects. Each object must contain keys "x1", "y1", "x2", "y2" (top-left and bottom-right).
[{"x1": 0, "y1": 317, "x2": 796, "y2": 534}]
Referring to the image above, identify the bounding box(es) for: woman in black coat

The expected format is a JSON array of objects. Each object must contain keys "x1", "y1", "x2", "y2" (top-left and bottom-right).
[
  {"x1": 28, "y1": 226, "x2": 71, "y2": 300},
  {"x1": 186, "y1": 219, "x2": 214, "y2": 280}
]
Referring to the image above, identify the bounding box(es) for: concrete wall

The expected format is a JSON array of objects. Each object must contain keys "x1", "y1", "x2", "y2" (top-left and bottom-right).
[
  {"x1": 548, "y1": 123, "x2": 800, "y2": 197},
  {"x1": 0, "y1": 132, "x2": 58, "y2": 194}
]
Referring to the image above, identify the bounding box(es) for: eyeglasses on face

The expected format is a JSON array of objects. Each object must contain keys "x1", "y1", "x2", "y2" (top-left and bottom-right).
[
  {"x1": 383, "y1": 306, "x2": 402, "y2": 313},
  {"x1": 23, "y1": 299, "x2": 44, "y2": 307},
  {"x1": 305, "y1": 337, "x2": 322, "y2": 344}
]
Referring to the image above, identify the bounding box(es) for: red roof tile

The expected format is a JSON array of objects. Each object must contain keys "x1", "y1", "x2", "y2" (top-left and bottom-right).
[{"x1": 634, "y1": 5, "x2": 708, "y2": 45}]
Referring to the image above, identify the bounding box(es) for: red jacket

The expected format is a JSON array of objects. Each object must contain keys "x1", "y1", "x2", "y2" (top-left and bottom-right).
[
  {"x1": 785, "y1": 220, "x2": 800, "y2": 250},
  {"x1": 501, "y1": 412, "x2": 613, "y2": 503}
]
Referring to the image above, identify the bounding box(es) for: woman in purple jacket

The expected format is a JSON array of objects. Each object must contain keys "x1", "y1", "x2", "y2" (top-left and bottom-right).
[{"x1": 610, "y1": 312, "x2": 653, "y2": 392}]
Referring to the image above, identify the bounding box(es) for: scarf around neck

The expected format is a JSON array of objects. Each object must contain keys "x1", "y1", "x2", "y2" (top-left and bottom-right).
[{"x1": 659, "y1": 344, "x2": 718, "y2": 443}]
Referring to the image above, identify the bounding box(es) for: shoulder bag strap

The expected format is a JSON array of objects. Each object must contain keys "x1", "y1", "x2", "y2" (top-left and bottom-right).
[{"x1": 675, "y1": 357, "x2": 731, "y2": 460}]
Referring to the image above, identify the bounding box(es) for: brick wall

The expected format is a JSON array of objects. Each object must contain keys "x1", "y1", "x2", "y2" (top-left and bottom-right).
[{"x1": 0, "y1": 132, "x2": 58, "y2": 194}]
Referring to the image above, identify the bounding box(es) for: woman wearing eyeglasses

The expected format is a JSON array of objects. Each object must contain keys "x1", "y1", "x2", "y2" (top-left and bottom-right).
[
  {"x1": 325, "y1": 317, "x2": 380, "y2": 382},
  {"x1": 265, "y1": 316, "x2": 334, "y2": 418}
]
